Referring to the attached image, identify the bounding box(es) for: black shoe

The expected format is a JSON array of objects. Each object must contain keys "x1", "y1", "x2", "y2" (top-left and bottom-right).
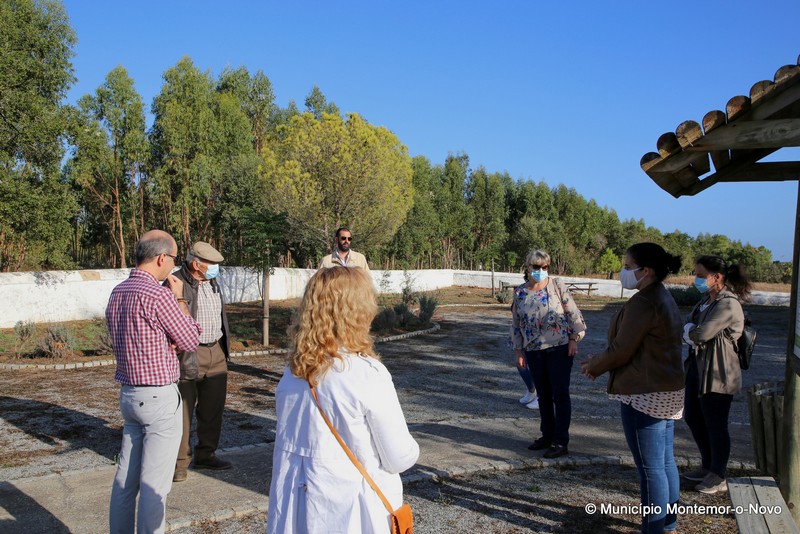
[
  {"x1": 527, "y1": 438, "x2": 551, "y2": 451},
  {"x1": 543, "y1": 444, "x2": 568, "y2": 459},
  {"x1": 193, "y1": 455, "x2": 232, "y2": 470}
]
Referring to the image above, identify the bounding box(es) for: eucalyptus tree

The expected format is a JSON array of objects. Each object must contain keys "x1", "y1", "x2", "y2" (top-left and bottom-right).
[
  {"x1": 68, "y1": 66, "x2": 148, "y2": 267},
  {"x1": 382, "y1": 155, "x2": 442, "y2": 268},
  {"x1": 217, "y1": 66, "x2": 277, "y2": 156},
  {"x1": 304, "y1": 85, "x2": 340, "y2": 119},
  {"x1": 435, "y1": 153, "x2": 473, "y2": 268},
  {"x1": 0, "y1": 0, "x2": 78, "y2": 271},
  {"x1": 467, "y1": 167, "x2": 507, "y2": 268},
  {"x1": 150, "y1": 56, "x2": 256, "y2": 250}
]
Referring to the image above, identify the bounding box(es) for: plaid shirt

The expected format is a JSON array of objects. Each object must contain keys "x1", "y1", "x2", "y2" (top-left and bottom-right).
[
  {"x1": 106, "y1": 269, "x2": 201, "y2": 386},
  {"x1": 197, "y1": 281, "x2": 223, "y2": 344}
]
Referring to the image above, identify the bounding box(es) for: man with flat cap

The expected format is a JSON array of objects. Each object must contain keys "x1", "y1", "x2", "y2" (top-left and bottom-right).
[{"x1": 170, "y1": 241, "x2": 232, "y2": 482}]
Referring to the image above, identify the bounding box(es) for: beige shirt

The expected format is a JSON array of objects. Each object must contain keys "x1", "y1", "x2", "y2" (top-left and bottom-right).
[{"x1": 318, "y1": 249, "x2": 370, "y2": 270}]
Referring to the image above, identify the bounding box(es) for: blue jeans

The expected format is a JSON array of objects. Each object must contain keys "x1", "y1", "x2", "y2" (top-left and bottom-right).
[
  {"x1": 620, "y1": 402, "x2": 679, "y2": 534},
  {"x1": 525, "y1": 344, "x2": 572, "y2": 446},
  {"x1": 516, "y1": 360, "x2": 535, "y2": 391},
  {"x1": 110, "y1": 384, "x2": 183, "y2": 534},
  {"x1": 684, "y1": 353, "x2": 733, "y2": 478}
]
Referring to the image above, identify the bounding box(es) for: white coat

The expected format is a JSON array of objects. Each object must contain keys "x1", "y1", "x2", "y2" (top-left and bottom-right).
[{"x1": 267, "y1": 352, "x2": 420, "y2": 533}]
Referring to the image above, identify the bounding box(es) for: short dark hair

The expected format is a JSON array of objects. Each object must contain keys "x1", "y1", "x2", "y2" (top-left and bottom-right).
[
  {"x1": 134, "y1": 234, "x2": 174, "y2": 266},
  {"x1": 626, "y1": 242, "x2": 682, "y2": 282},
  {"x1": 335, "y1": 226, "x2": 351, "y2": 238}
]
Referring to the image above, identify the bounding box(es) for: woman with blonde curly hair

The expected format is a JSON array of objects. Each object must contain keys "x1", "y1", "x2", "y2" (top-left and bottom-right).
[{"x1": 267, "y1": 267, "x2": 419, "y2": 533}]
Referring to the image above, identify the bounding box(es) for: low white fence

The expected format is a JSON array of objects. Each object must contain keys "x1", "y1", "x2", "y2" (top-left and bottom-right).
[{"x1": 0, "y1": 268, "x2": 789, "y2": 328}]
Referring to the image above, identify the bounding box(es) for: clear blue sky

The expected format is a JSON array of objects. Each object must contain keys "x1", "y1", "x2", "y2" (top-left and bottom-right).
[{"x1": 62, "y1": 0, "x2": 800, "y2": 260}]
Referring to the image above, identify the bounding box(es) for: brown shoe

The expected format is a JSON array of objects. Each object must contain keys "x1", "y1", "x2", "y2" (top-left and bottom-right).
[
  {"x1": 173, "y1": 467, "x2": 188, "y2": 482},
  {"x1": 543, "y1": 444, "x2": 568, "y2": 459},
  {"x1": 193, "y1": 455, "x2": 232, "y2": 470}
]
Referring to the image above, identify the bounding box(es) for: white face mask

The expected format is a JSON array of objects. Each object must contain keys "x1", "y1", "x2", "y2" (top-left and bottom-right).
[{"x1": 619, "y1": 267, "x2": 642, "y2": 290}]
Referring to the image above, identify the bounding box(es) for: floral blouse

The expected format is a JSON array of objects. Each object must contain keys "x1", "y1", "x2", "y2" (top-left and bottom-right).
[{"x1": 511, "y1": 277, "x2": 586, "y2": 352}]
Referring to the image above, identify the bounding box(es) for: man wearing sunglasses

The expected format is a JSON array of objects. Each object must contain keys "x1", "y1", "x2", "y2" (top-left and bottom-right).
[{"x1": 319, "y1": 226, "x2": 370, "y2": 270}]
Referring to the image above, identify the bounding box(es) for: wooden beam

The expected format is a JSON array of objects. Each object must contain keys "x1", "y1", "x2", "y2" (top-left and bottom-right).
[
  {"x1": 711, "y1": 161, "x2": 800, "y2": 182},
  {"x1": 702, "y1": 110, "x2": 731, "y2": 171},
  {"x1": 683, "y1": 119, "x2": 800, "y2": 151},
  {"x1": 674, "y1": 161, "x2": 800, "y2": 197}
]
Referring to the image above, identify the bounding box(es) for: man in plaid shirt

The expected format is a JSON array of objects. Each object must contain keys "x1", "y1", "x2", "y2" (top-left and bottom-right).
[{"x1": 106, "y1": 229, "x2": 201, "y2": 534}]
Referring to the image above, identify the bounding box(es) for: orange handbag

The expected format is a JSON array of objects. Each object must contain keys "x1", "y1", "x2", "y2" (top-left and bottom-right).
[{"x1": 310, "y1": 387, "x2": 413, "y2": 534}]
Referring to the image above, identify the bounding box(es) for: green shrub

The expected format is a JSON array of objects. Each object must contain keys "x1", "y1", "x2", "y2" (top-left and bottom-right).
[
  {"x1": 401, "y1": 271, "x2": 418, "y2": 306},
  {"x1": 13, "y1": 320, "x2": 37, "y2": 357},
  {"x1": 372, "y1": 307, "x2": 398, "y2": 332},
  {"x1": 393, "y1": 303, "x2": 415, "y2": 327},
  {"x1": 34, "y1": 326, "x2": 75, "y2": 359},
  {"x1": 418, "y1": 296, "x2": 438, "y2": 325},
  {"x1": 94, "y1": 317, "x2": 114, "y2": 355},
  {"x1": 668, "y1": 285, "x2": 700, "y2": 306}
]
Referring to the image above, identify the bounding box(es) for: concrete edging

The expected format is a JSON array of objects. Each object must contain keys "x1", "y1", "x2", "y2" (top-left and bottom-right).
[{"x1": 0, "y1": 323, "x2": 442, "y2": 370}]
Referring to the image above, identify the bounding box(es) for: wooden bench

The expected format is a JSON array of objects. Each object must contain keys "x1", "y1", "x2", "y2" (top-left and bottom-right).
[
  {"x1": 566, "y1": 282, "x2": 597, "y2": 296},
  {"x1": 728, "y1": 476, "x2": 799, "y2": 533}
]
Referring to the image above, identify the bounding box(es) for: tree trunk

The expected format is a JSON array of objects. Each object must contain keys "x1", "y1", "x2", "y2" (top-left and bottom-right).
[{"x1": 261, "y1": 270, "x2": 270, "y2": 346}]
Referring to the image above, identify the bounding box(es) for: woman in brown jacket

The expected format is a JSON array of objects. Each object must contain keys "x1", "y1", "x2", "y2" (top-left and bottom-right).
[
  {"x1": 581, "y1": 243, "x2": 684, "y2": 534},
  {"x1": 681, "y1": 256, "x2": 750, "y2": 495}
]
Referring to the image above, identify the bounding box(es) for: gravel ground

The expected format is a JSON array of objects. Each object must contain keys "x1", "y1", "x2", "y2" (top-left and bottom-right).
[{"x1": 0, "y1": 299, "x2": 790, "y2": 532}]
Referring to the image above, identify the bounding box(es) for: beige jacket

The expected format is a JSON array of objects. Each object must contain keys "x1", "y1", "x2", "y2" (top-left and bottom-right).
[
  {"x1": 585, "y1": 282, "x2": 684, "y2": 395},
  {"x1": 687, "y1": 290, "x2": 744, "y2": 395},
  {"x1": 319, "y1": 250, "x2": 370, "y2": 270}
]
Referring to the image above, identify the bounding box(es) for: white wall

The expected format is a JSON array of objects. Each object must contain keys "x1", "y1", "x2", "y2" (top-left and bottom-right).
[{"x1": 0, "y1": 268, "x2": 789, "y2": 328}]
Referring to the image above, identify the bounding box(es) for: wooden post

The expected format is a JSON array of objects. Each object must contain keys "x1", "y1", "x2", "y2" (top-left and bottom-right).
[
  {"x1": 261, "y1": 269, "x2": 270, "y2": 346},
  {"x1": 781, "y1": 181, "x2": 800, "y2": 524},
  {"x1": 491, "y1": 259, "x2": 495, "y2": 298}
]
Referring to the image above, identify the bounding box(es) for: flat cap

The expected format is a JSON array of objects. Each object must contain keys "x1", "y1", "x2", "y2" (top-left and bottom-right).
[{"x1": 189, "y1": 241, "x2": 224, "y2": 263}]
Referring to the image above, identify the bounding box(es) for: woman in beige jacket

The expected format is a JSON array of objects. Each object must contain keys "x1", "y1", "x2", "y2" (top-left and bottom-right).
[{"x1": 681, "y1": 255, "x2": 750, "y2": 495}]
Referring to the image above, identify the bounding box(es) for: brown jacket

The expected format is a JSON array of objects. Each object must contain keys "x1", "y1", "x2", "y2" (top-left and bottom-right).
[
  {"x1": 686, "y1": 290, "x2": 743, "y2": 395},
  {"x1": 170, "y1": 264, "x2": 231, "y2": 380},
  {"x1": 585, "y1": 282, "x2": 684, "y2": 395}
]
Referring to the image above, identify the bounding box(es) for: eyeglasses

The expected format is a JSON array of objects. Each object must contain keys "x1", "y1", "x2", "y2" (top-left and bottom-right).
[
  {"x1": 529, "y1": 264, "x2": 549, "y2": 270},
  {"x1": 339, "y1": 236, "x2": 352, "y2": 242},
  {"x1": 164, "y1": 253, "x2": 179, "y2": 262}
]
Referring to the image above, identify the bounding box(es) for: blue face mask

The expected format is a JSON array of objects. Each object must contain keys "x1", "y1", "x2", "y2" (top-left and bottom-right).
[
  {"x1": 204, "y1": 263, "x2": 220, "y2": 280},
  {"x1": 531, "y1": 269, "x2": 548, "y2": 282},
  {"x1": 693, "y1": 276, "x2": 709, "y2": 293}
]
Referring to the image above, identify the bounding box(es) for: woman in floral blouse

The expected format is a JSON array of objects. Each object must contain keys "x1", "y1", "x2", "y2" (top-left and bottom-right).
[{"x1": 511, "y1": 249, "x2": 586, "y2": 459}]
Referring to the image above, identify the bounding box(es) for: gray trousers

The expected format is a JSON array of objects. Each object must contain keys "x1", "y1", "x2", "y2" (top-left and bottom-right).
[{"x1": 110, "y1": 383, "x2": 182, "y2": 534}]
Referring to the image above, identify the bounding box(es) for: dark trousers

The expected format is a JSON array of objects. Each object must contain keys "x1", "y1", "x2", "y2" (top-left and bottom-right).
[
  {"x1": 684, "y1": 354, "x2": 733, "y2": 477},
  {"x1": 525, "y1": 344, "x2": 573, "y2": 446},
  {"x1": 177, "y1": 342, "x2": 228, "y2": 468}
]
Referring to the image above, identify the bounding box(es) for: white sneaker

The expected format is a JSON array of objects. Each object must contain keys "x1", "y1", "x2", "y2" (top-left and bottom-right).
[
  {"x1": 519, "y1": 391, "x2": 535, "y2": 404},
  {"x1": 526, "y1": 398, "x2": 539, "y2": 410}
]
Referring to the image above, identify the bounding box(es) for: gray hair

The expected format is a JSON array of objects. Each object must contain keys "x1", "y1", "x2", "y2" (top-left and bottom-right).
[
  {"x1": 134, "y1": 234, "x2": 174, "y2": 266},
  {"x1": 524, "y1": 249, "x2": 551, "y2": 267}
]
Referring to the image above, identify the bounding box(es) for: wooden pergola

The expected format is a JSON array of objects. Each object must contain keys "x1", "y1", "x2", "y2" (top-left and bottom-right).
[{"x1": 639, "y1": 54, "x2": 800, "y2": 524}]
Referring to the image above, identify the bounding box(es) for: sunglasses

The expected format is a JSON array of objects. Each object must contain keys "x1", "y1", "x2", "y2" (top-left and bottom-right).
[
  {"x1": 529, "y1": 264, "x2": 549, "y2": 270},
  {"x1": 339, "y1": 236, "x2": 353, "y2": 242}
]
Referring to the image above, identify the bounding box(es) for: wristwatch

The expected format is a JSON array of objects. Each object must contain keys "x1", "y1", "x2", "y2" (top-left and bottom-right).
[{"x1": 569, "y1": 335, "x2": 579, "y2": 342}]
